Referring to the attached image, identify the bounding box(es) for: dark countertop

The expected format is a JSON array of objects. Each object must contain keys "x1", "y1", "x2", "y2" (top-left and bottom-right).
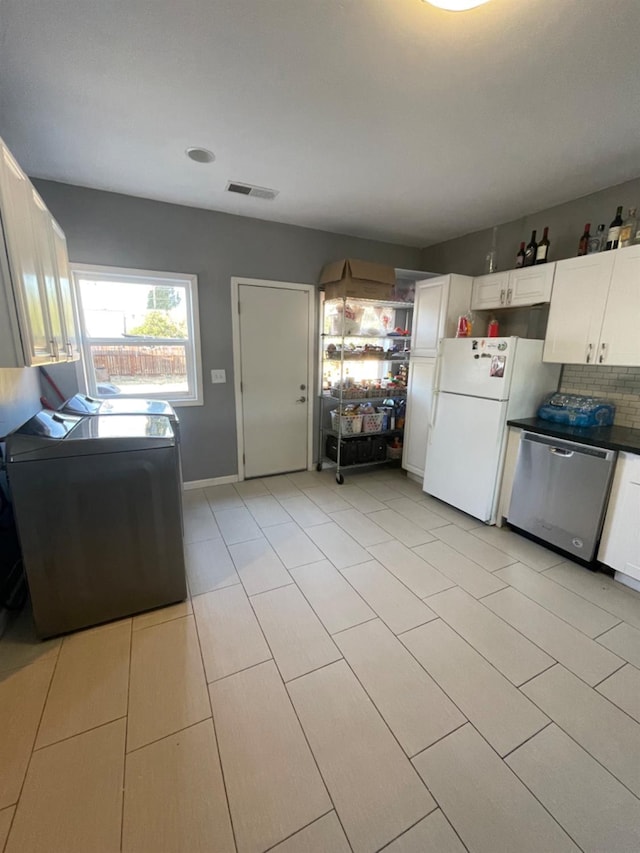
[{"x1": 507, "y1": 417, "x2": 640, "y2": 455}]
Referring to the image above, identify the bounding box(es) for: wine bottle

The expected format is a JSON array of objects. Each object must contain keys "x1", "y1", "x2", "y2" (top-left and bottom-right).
[
  {"x1": 605, "y1": 205, "x2": 624, "y2": 250},
  {"x1": 619, "y1": 208, "x2": 637, "y2": 248},
  {"x1": 577, "y1": 223, "x2": 591, "y2": 256},
  {"x1": 515, "y1": 241, "x2": 526, "y2": 268},
  {"x1": 523, "y1": 230, "x2": 537, "y2": 266},
  {"x1": 588, "y1": 224, "x2": 606, "y2": 254},
  {"x1": 536, "y1": 226, "x2": 550, "y2": 264}
]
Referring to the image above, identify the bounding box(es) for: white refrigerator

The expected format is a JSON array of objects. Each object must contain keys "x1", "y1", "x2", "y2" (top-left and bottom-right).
[{"x1": 423, "y1": 337, "x2": 560, "y2": 524}]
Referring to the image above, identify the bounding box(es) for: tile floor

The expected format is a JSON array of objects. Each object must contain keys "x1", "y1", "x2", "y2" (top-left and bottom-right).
[{"x1": 1, "y1": 467, "x2": 640, "y2": 852}]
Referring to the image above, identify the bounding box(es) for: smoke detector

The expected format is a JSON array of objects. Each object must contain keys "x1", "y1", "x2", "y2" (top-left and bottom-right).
[
  {"x1": 226, "y1": 181, "x2": 279, "y2": 201},
  {"x1": 186, "y1": 147, "x2": 215, "y2": 163}
]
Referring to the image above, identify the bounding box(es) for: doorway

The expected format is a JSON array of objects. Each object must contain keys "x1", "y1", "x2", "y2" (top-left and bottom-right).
[{"x1": 231, "y1": 278, "x2": 315, "y2": 480}]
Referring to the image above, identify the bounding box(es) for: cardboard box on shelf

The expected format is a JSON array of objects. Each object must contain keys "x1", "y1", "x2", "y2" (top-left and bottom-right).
[{"x1": 319, "y1": 259, "x2": 396, "y2": 301}]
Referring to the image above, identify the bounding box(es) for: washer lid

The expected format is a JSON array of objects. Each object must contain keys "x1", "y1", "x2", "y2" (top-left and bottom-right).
[{"x1": 61, "y1": 394, "x2": 178, "y2": 421}]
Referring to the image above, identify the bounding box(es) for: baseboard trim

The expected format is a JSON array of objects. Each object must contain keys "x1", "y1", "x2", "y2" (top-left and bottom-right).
[{"x1": 183, "y1": 474, "x2": 239, "y2": 490}]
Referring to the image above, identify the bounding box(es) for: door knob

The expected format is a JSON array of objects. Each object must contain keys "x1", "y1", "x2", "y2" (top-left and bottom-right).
[
  {"x1": 300, "y1": 384, "x2": 306, "y2": 390},
  {"x1": 296, "y1": 396, "x2": 306, "y2": 403}
]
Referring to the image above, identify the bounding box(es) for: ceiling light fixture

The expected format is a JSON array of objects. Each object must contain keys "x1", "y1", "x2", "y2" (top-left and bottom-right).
[
  {"x1": 423, "y1": 0, "x2": 491, "y2": 10},
  {"x1": 186, "y1": 147, "x2": 215, "y2": 163}
]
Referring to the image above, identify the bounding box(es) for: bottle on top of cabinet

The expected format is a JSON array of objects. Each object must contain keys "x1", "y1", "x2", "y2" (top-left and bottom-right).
[
  {"x1": 515, "y1": 241, "x2": 526, "y2": 268},
  {"x1": 605, "y1": 205, "x2": 624, "y2": 250},
  {"x1": 619, "y1": 208, "x2": 637, "y2": 248},
  {"x1": 588, "y1": 224, "x2": 607, "y2": 253},
  {"x1": 523, "y1": 230, "x2": 538, "y2": 266},
  {"x1": 577, "y1": 223, "x2": 591, "y2": 256},
  {"x1": 536, "y1": 226, "x2": 550, "y2": 263}
]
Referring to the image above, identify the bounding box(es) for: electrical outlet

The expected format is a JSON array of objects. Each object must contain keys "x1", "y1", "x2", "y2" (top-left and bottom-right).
[{"x1": 210, "y1": 369, "x2": 226, "y2": 384}]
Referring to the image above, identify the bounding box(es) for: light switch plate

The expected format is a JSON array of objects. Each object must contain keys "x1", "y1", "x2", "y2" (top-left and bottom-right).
[{"x1": 210, "y1": 369, "x2": 226, "y2": 384}]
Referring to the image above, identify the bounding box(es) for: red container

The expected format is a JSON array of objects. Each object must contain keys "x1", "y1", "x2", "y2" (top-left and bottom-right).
[{"x1": 487, "y1": 318, "x2": 499, "y2": 337}]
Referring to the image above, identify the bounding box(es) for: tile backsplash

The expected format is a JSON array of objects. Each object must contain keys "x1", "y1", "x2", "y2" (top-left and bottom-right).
[{"x1": 559, "y1": 365, "x2": 640, "y2": 430}]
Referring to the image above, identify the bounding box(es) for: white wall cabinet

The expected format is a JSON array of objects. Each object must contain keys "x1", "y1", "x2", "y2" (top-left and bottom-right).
[
  {"x1": 471, "y1": 265, "x2": 554, "y2": 311},
  {"x1": 543, "y1": 245, "x2": 640, "y2": 366},
  {"x1": 598, "y1": 452, "x2": 640, "y2": 585},
  {"x1": 0, "y1": 138, "x2": 78, "y2": 367},
  {"x1": 402, "y1": 359, "x2": 436, "y2": 478}
]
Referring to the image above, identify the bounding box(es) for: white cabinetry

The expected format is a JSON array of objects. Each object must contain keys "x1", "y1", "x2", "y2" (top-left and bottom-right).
[
  {"x1": 544, "y1": 245, "x2": 640, "y2": 366},
  {"x1": 402, "y1": 359, "x2": 436, "y2": 478},
  {"x1": 0, "y1": 138, "x2": 78, "y2": 367},
  {"x1": 471, "y1": 265, "x2": 554, "y2": 311},
  {"x1": 598, "y1": 452, "x2": 640, "y2": 584}
]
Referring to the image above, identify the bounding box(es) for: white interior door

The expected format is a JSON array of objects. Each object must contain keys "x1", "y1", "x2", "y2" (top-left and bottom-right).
[{"x1": 238, "y1": 283, "x2": 311, "y2": 478}]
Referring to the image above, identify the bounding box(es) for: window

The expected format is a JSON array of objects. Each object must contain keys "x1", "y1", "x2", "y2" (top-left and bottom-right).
[{"x1": 72, "y1": 264, "x2": 203, "y2": 405}]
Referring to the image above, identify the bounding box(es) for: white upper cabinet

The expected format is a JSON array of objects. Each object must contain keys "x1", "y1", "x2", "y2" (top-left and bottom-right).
[
  {"x1": 471, "y1": 265, "x2": 554, "y2": 311},
  {"x1": 412, "y1": 274, "x2": 472, "y2": 358},
  {"x1": 543, "y1": 246, "x2": 640, "y2": 366},
  {"x1": 0, "y1": 138, "x2": 77, "y2": 367}
]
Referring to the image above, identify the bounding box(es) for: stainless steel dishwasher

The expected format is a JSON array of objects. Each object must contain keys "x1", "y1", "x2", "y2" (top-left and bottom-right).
[{"x1": 508, "y1": 432, "x2": 617, "y2": 562}]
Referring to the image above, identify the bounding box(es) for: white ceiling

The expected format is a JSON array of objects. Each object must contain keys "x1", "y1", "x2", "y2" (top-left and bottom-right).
[{"x1": 2, "y1": 0, "x2": 640, "y2": 247}]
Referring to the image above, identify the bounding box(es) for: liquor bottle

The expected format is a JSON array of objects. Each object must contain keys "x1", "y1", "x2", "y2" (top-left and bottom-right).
[
  {"x1": 515, "y1": 241, "x2": 526, "y2": 268},
  {"x1": 523, "y1": 230, "x2": 537, "y2": 266},
  {"x1": 619, "y1": 208, "x2": 637, "y2": 248},
  {"x1": 577, "y1": 223, "x2": 591, "y2": 256},
  {"x1": 536, "y1": 226, "x2": 550, "y2": 264},
  {"x1": 605, "y1": 206, "x2": 624, "y2": 250},
  {"x1": 588, "y1": 224, "x2": 606, "y2": 253}
]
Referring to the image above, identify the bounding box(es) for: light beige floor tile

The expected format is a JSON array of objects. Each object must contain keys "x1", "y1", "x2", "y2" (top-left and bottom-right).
[
  {"x1": 204, "y1": 483, "x2": 244, "y2": 510},
  {"x1": 290, "y1": 560, "x2": 375, "y2": 634},
  {"x1": 305, "y1": 522, "x2": 370, "y2": 569},
  {"x1": 6, "y1": 719, "x2": 125, "y2": 853},
  {"x1": 544, "y1": 562, "x2": 640, "y2": 630},
  {"x1": 183, "y1": 498, "x2": 222, "y2": 543},
  {"x1": 214, "y1": 507, "x2": 264, "y2": 546},
  {"x1": 211, "y1": 660, "x2": 331, "y2": 853},
  {"x1": 330, "y1": 508, "x2": 393, "y2": 547},
  {"x1": 228, "y1": 537, "x2": 292, "y2": 596},
  {"x1": 0, "y1": 658, "x2": 54, "y2": 809},
  {"x1": 483, "y1": 587, "x2": 624, "y2": 686},
  {"x1": 263, "y1": 475, "x2": 304, "y2": 499},
  {"x1": 244, "y1": 494, "x2": 292, "y2": 527},
  {"x1": 597, "y1": 621, "x2": 640, "y2": 667},
  {"x1": 433, "y1": 524, "x2": 515, "y2": 571},
  {"x1": 127, "y1": 616, "x2": 210, "y2": 751},
  {"x1": 0, "y1": 607, "x2": 60, "y2": 676},
  {"x1": 416, "y1": 495, "x2": 480, "y2": 530},
  {"x1": 413, "y1": 540, "x2": 506, "y2": 598},
  {"x1": 302, "y1": 485, "x2": 351, "y2": 513},
  {"x1": 286, "y1": 470, "x2": 325, "y2": 489},
  {"x1": 368, "y1": 540, "x2": 455, "y2": 598},
  {"x1": 234, "y1": 478, "x2": 269, "y2": 498},
  {"x1": 36, "y1": 620, "x2": 130, "y2": 749},
  {"x1": 413, "y1": 724, "x2": 578, "y2": 853},
  {"x1": 402, "y1": 620, "x2": 548, "y2": 756},
  {"x1": 383, "y1": 810, "x2": 466, "y2": 853},
  {"x1": 385, "y1": 498, "x2": 450, "y2": 531},
  {"x1": 288, "y1": 660, "x2": 435, "y2": 853},
  {"x1": 597, "y1": 664, "x2": 640, "y2": 722},
  {"x1": 132, "y1": 599, "x2": 193, "y2": 631},
  {"x1": 335, "y1": 620, "x2": 465, "y2": 756},
  {"x1": 379, "y1": 476, "x2": 426, "y2": 500},
  {"x1": 122, "y1": 719, "x2": 234, "y2": 853},
  {"x1": 252, "y1": 584, "x2": 341, "y2": 681},
  {"x1": 522, "y1": 664, "x2": 640, "y2": 797},
  {"x1": 185, "y1": 537, "x2": 240, "y2": 596},
  {"x1": 263, "y1": 521, "x2": 324, "y2": 569},
  {"x1": 336, "y1": 485, "x2": 387, "y2": 514},
  {"x1": 495, "y1": 563, "x2": 620, "y2": 637},
  {"x1": 507, "y1": 724, "x2": 640, "y2": 853},
  {"x1": 342, "y1": 561, "x2": 437, "y2": 635},
  {"x1": 356, "y1": 479, "x2": 406, "y2": 502},
  {"x1": 469, "y1": 524, "x2": 564, "y2": 571},
  {"x1": 0, "y1": 806, "x2": 15, "y2": 850},
  {"x1": 366, "y1": 509, "x2": 435, "y2": 548},
  {"x1": 193, "y1": 585, "x2": 271, "y2": 682},
  {"x1": 270, "y1": 812, "x2": 350, "y2": 853},
  {"x1": 279, "y1": 494, "x2": 330, "y2": 528},
  {"x1": 427, "y1": 587, "x2": 554, "y2": 686}
]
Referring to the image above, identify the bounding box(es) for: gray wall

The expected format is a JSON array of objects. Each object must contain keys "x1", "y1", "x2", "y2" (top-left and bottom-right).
[
  {"x1": 420, "y1": 175, "x2": 640, "y2": 276},
  {"x1": 34, "y1": 180, "x2": 421, "y2": 482},
  {"x1": 0, "y1": 368, "x2": 41, "y2": 439}
]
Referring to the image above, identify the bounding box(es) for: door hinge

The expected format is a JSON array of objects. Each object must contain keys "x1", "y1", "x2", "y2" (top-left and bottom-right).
[
  {"x1": 237, "y1": 301, "x2": 241, "y2": 314},
  {"x1": 240, "y1": 380, "x2": 243, "y2": 392},
  {"x1": 243, "y1": 453, "x2": 245, "y2": 464}
]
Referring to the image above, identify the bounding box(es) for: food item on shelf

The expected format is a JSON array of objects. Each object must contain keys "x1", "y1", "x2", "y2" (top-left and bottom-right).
[
  {"x1": 577, "y1": 223, "x2": 591, "y2": 256},
  {"x1": 523, "y1": 230, "x2": 538, "y2": 266},
  {"x1": 588, "y1": 224, "x2": 606, "y2": 253},
  {"x1": 605, "y1": 205, "x2": 624, "y2": 250},
  {"x1": 487, "y1": 316, "x2": 499, "y2": 337},
  {"x1": 619, "y1": 208, "x2": 637, "y2": 248},
  {"x1": 515, "y1": 241, "x2": 526, "y2": 268},
  {"x1": 535, "y1": 227, "x2": 550, "y2": 264}
]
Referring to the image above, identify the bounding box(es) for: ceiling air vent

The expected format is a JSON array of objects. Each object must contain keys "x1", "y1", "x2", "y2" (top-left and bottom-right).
[{"x1": 226, "y1": 181, "x2": 279, "y2": 201}]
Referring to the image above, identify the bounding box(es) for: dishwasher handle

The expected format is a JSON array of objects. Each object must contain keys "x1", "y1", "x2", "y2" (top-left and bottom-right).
[{"x1": 549, "y1": 447, "x2": 574, "y2": 458}]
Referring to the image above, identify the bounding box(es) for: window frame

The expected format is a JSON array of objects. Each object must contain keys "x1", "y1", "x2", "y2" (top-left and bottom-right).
[{"x1": 71, "y1": 263, "x2": 204, "y2": 407}]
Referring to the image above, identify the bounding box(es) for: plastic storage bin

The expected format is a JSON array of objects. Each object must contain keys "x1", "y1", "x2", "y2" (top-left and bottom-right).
[
  {"x1": 330, "y1": 411, "x2": 363, "y2": 434},
  {"x1": 362, "y1": 412, "x2": 385, "y2": 433}
]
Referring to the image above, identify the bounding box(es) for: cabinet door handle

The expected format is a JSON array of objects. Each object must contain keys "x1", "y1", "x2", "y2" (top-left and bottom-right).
[
  {"x1": 66, "y1": 341, "x2": 73, "y2": 359},
  {"x1": 586, "y1": 343, "x2": 593, "y2": 364},
  {"x1": 50, "y1": 339, "x2": 59, "y2": 360},
  {"x1": 500, "y1": 289, "x2": 506, "y2": 305},
  {"x1": 599, "y1": 343, "x2": 607, "y2": 364},
  {"x1": 506, "y1": 288, "x2": 513, "y2": 304}
]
